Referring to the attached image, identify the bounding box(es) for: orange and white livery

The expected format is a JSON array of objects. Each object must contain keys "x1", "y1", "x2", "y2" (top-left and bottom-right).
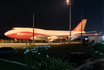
[{"x1": 4, "y1": 19, "x2": 94, "y2": 42}]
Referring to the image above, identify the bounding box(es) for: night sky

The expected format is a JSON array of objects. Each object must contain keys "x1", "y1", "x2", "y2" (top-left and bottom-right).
[{"x1": 0, "y1": 0, "x2": 103, "y2": 35}]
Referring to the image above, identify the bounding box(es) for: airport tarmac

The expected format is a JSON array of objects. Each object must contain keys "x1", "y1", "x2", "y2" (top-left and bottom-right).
[{"x1": 0, "y1": 42, "x2": 81, "y2": 46}]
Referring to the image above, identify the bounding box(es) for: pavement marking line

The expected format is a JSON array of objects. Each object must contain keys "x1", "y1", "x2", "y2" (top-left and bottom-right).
[{"x1": 0, "y1": 58, "x2": 26, "y2": 66}]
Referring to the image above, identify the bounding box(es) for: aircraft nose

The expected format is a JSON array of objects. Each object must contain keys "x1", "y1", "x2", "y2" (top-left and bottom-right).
[
  {"x1": 4, "y1": 30, "x2": 15, "y2": 37},
  {"x1": 4, "y1": 31, "x2": 16, "y2": 38},
  {"x1": 4, "y1": 31, "x2": 10, "y2": 36}
]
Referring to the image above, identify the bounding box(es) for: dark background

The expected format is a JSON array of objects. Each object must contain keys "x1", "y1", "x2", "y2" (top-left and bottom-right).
[{"x1": 0, "y1": 0, "x2": 103, "y2": 35}]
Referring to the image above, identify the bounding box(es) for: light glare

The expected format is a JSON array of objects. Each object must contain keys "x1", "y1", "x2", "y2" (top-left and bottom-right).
[
  {"x1": 67, "y1": 0, "x2": 69, "y2": 3},
  {"x1": 103, "y1": 35, "x2": 104, "y2": 40}
]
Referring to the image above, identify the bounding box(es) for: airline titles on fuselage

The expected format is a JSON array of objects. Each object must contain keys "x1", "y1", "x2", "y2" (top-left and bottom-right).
[{"x1": 17, "y1": 33, "x2": 32, "y2": 36}]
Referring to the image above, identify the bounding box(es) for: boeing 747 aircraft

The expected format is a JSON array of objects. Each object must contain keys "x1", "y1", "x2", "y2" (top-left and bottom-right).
[{"x1": 4, "y1": 19, "x2": 101, "y2": 42}]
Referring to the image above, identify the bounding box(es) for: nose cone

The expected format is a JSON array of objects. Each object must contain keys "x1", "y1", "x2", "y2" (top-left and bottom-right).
[
  {"x1": 4, "y1": 31, "x2": 10, "y2": 36},
  {"x1": 4, "y1": 30, "x2": 16, "y2": 38},
  {"x1": 4, "y1": 30, "x2": 13, "y2": 36}
]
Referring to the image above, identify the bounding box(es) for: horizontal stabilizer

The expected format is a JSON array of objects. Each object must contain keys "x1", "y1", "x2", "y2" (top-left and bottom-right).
[
  {"x1": 85, "y1": 31, "x2": 96, "y2": 33},
  {"x1": 82, "y1": 31, "x2": 102, "y2": 36},
  {"x1": 98, "y1": 31, "x2": 102, "y2": 35}
]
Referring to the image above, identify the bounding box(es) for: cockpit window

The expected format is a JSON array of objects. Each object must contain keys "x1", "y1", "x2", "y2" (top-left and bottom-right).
[{"x1": 12, "y1": 28, "x2": 15, "y2": 30}]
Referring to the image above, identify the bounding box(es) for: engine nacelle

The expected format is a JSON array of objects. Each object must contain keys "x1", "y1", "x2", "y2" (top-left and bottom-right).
[
  {"x1": 66, "y1": 36, "x2": 78, "y2": 41},
  {"x1": 45, "y1": 36, "x2": 58, "y2": 42},
  {"x1": 66, "y1": 36, "x2": 72, "y2": 40}
]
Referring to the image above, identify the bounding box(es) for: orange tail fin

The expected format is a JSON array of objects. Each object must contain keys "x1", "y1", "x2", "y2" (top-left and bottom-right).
[{"x1": 72, "y1": 19, "x2": 87, "y2": 31}]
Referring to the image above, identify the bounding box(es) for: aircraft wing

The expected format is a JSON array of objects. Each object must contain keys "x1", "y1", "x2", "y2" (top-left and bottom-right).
[
  {"x1": 35, "y1": 31, "x2": 102, "y2": 42},
  {"x1": 36, "y1": 35, "x2": 69, "y2": 38},
  {"x1": 36, "y1": 31, "x2": 102, "y2": 38}
]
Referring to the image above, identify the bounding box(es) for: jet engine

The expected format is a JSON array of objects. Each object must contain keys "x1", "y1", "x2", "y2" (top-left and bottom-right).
[
  {"x1": 66, "y1": 36, "x2": 78, "y2": 41},
  {"x1": 66, "y1": 36, "x2": 72, "y2": 40},
  {"x1": 45, "y1": 36, "x2": 58, "y2": 42}
]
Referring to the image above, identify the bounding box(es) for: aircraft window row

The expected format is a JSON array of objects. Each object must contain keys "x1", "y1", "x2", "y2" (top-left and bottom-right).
[
  {"x1": 12, "y1": 28, "x2": 30, "y2": 30},
  {"x1": 12, "y1": 28, "x2": 15, "y2": 30}
]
